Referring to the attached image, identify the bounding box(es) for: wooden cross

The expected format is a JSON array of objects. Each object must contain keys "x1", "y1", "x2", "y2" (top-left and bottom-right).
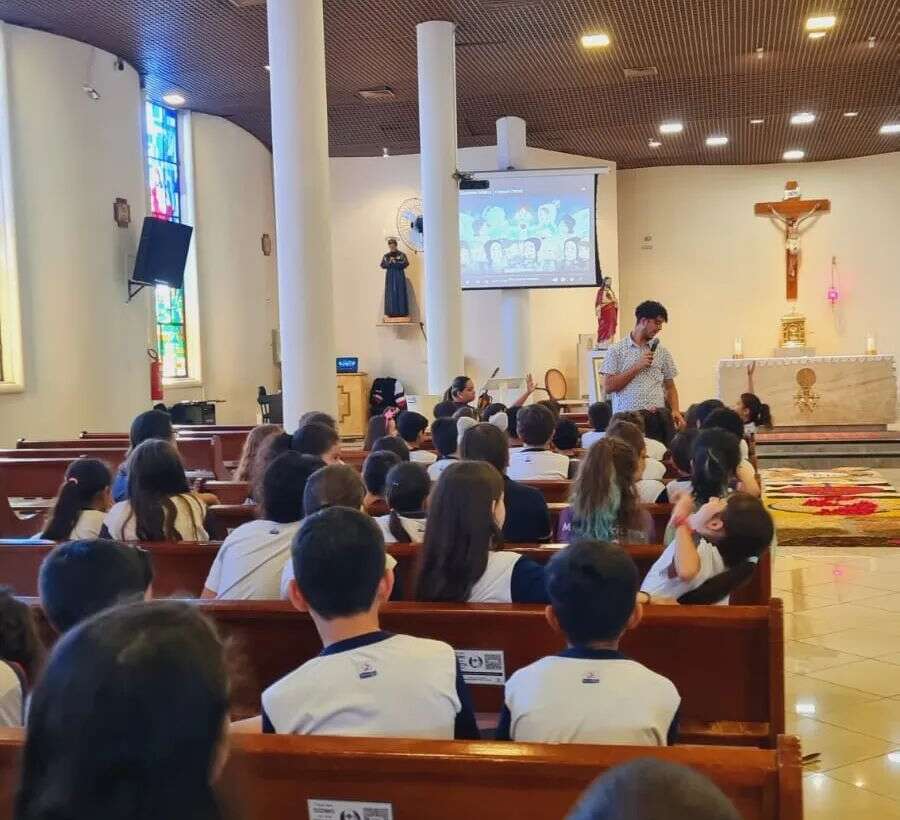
[{"x1": 754, "y1": 181, "x2": 830, "y2": 300}]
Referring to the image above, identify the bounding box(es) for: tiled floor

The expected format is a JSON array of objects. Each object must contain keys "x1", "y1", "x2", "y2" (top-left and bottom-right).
[{"x1": 778, "y1": 468, "x2": 900, "y2": 817}]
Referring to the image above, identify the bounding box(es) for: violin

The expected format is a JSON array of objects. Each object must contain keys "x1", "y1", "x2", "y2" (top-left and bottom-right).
[{"x1": 477, "y1": 367, "x2": 500, "y2": 413}]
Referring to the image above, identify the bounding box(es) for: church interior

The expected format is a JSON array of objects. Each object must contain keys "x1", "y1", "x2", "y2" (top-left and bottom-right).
[{"x1": 0, "y1": 1, "x2": 898, "y2": 818}]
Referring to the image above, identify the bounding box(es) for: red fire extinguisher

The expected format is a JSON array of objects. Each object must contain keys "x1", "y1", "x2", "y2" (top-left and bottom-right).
[{"x1": 148, "y1": 349, "x2": 164, "y2": 401}]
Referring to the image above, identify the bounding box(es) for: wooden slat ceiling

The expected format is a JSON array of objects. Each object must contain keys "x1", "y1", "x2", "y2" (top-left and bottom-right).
[{"x1": 1, "y1": 0, "x2": 897, "y2": 168}]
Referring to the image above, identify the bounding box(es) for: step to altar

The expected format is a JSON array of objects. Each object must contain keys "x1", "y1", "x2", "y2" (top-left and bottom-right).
[{"x1": 756, "y1": 429, "x2": 900, "y2": 469}]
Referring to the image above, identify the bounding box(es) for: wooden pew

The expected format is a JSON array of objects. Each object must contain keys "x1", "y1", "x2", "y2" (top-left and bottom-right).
[
  {"x1": 189, "y1": 598, "x2": 786, "y2": 747},
  {"x1": 202, "y1": 480, "x2": 250, "y2": 505},
  {"x1": 0, "y1": 447, "x2": 128, "y2": 465},
  {"x1": 17, "y1": 438, "x2": 127, "y2": 450},
  {"x1": 0, "y1": 458, "x2": 81, "y2": 498},
  {"x1": 0, "y1": 494, "x2": 45, "y2": 539},
  {"x1": 0, "y1": 728, "x2": 804, "y2": 820},
  {"x1": 0, "y1": 541, "x2": 220, "y2": 597},
  {"x1": 176, "y1": 429, "x2": 249, "y2": 464}
]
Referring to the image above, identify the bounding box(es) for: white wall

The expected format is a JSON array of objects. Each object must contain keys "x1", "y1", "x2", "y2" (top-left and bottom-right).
[
  {"x1": 329, "y1": 145, "x2": 617, "y2": 398},
  {"x1": 167, "y1": 113, "x2": 278, "y2": 422},
  {"x1": 0, "y1": 25, "x2": 149, "y2": 446},
  {"x1": 617, "y1": 154, "x2": 900, "y2": 406}
]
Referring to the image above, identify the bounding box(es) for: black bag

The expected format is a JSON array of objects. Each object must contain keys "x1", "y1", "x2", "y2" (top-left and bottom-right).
[{"x1": 370, "y1": 377, "x2": 404, "y2": 415}]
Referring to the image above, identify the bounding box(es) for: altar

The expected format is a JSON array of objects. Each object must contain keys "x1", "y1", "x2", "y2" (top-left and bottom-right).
[{"x1": 718, "y1": 355, "x2": 897, "y2": 429}]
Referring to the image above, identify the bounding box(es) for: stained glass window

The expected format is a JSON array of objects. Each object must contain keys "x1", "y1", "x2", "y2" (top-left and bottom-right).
[{"x1": 145, "y1": 101, "x2": 188, "y2": 378}]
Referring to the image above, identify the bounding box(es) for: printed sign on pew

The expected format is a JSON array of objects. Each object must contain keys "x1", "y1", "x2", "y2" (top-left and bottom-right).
[
  {"x1": 309, "y1": 798, "x2": 393, "y2": 820},
  {"x1": 456, "y1": 649, "x2": 505, "y2": 685}
]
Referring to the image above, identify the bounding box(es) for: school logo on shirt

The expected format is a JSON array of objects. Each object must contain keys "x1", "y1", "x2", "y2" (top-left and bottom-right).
[
  {"x1": 356, "y1": 660, "x2": 378, "y2": 680},
  {"x1": 582, "y1": 671, "x2": 600, "y2": 684}
]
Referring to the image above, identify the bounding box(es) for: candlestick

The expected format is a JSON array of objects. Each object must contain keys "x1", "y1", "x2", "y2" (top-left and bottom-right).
[
  {"x1": 733, "y1": 337, "x2": 744, "y2": 359},
  {"x1": 866, "y1": 334, "x2": 877, "y2": 355}
]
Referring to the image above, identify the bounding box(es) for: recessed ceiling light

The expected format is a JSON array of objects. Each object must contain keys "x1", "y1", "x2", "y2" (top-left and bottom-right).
[
  {"x1": 790, "y1": 112, "x2": 816, "y2": 125},
  {"x1": 750, "y1": 118, "x2": 765, "y2": 125},
  {"x1": 648, "y1": 139, "x2": 661, "y2": 148},
  {"x1": 162, "y1": 92, "x2": 186, "y2": 107},
  {"x1": 706, "y1": 135, "x2": 728, "y2": 146},
  {"x1": 843, "y1": 111, "x2": 858, "y2": 117},
  {"x1": 754, "y1": 47, "x2": 764, "y2": 58},
  {"x1": 867, "y1": 36, "x2": 876, "y2": 48},
  {"x1": 783, "y1": 149, "x2": 805, "y2": 161},
  {"x1": 382, "y1": 146, "x2": 390, "y2": 158},
  {"x1": 806, "y1": 15, "x2": 836, "y2": 31},
  {"x1": 659, "y1": 121, "x2": 683, "y2": 134},
  {"x1": 880, "y1": 123, "x2": 900, "y2": 135},
  {"x1": 808, "y1": 31, "x2": 827, "y2": 39},
  {"x1": 581, "y1": 33, "x2": 611, "y2": 48},
  {"x1": 264, "y1": 64, "x2": 271, "y2": 73}
]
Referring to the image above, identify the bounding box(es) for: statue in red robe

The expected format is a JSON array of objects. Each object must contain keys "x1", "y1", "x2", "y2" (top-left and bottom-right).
[{"x1": 595, "y1": 277, "x2": 618, "y2": 345}]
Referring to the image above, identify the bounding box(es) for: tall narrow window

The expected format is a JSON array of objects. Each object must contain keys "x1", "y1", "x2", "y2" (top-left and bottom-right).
[{"x1": 144, "y1": 102, "x2": 188, "y2": 378}]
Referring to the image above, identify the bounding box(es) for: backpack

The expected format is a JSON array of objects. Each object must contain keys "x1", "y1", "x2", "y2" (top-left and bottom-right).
[{"x1": 369, "y1": 377, "x2": 405, "y2": 415}]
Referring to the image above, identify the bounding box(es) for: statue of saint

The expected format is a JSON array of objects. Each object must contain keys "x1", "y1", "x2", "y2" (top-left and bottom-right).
[
  {"x1": 380, "y1": 238, "x2": 409, "y2": 319},
  {"x1": 595, "y1": 276, "x2": 618, "y2": 345}
]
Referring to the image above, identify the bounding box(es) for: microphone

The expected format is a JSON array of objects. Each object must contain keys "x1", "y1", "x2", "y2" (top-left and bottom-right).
[{"x1": 649, "y1": 338, "x2": 660, "y2": 354}]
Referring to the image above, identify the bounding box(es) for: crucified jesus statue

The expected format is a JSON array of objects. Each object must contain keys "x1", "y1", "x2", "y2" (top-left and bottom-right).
[{"x1": 754, "y1": 182, "x2": 830, "y2": 300}]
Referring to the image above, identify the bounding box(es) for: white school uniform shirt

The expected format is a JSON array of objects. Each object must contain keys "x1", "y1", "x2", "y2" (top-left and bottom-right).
[
  {"x1": 644, "y1": 437, "x2": 667, "y2": 461},
  {"x1": 280, "y1": 550, "x2": 398, "y2": 599},
  {"x1": 427, "y1": 456, "x2": 458, "y2": 481},
  {"x1": 376, "y1": 514, "x2": 426, "y2": 544},
  {"x1": 104, "y1": 493, "x2": 208, "y2": 541},
  {"x1": 0, "y1": 662, "x2": 24, "y2": 728},
  {"x1": 666, "y1": 479, "x2": 693, "y2": 503},
  {"x1": 740, "y1": 438, "x2": 750, "y2": 461},
  {"x1": 580, "y1": 430, "x2": 605, "y2": 449},
  {"x1": 69, "y1": 509, "x2": 106, "y2": 540},
  {"x1": 261, "y1": 631, "x2": 462, "y2": 739},
  {"x1": 500, "y1": 648, "x2": 680, "y2": 745},
  {"x1": 469, "y1": 551, "x2": 521, "y2": 603},
  {"x1": 204, "y1": 519, "x2": 300, "y2": 599},
  {"x1": 640, "y1": 535, "x2": 728, "y2": 603},
  {"x1": 507, "y1": 448, "x2": 570, "y2": 481},
  {"x1": 636, "y1": 479, "x2": 666, "y2": 504},
  {"x1": 409, "y1": 449, "x2": 437, "y2": 466},
  {"x1": 642, "y1": 459, "x2": 666, "y2": 481}
]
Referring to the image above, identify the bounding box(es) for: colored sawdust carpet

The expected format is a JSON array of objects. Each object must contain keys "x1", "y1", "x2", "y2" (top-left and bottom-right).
[{"x1": 762, "y1": 467, "x2": 900, "y2": 546}]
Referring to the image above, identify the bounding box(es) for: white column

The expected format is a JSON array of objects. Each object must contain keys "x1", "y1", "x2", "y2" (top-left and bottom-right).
[
  {"x1": 497, "y1": 116, "x2": 531, "y2": 379},
  {"x1": 267, "y1": 0, "x2": 337, "y2": 424},
  {"x1": 417, "y1": 21, "x2": 463, "y2": 395}
]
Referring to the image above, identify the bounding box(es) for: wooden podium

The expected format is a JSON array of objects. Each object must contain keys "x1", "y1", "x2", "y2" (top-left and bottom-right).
[{"x1": 336, "y1": 373, "x2": 369, "y2": 438}]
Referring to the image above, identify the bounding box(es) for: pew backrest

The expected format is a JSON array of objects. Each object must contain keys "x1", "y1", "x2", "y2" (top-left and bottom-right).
[
  {"x1": 0, "y1": 458, "x2": 81, "y2": 498},
  {"x1": 0, "y1": 729, "x2": 803, "y2": 820}
]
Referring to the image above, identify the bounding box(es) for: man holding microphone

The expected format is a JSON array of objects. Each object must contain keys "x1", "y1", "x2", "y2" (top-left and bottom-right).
[{"x1": 602, "y1": 300, "x2": 685, "y2": 444}]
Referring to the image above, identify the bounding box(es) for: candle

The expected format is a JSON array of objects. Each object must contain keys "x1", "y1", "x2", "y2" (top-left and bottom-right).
[
  {"x1": 866, "y1": 334, "x2": 877, "y2": 355},
  {"x1": 733, "y1": 337, "x2": 744, "y2": 359}
]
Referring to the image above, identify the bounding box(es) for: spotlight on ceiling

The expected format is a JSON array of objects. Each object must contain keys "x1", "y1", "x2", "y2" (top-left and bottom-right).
[
  {"x1": 659, "y1": 122, "x2": 683, "y2": 134},
  {"x1": 581, "y1": 33, "x2": 611, "y2": 48},
  {"x1": 808, "y1": 31, "x2": 827, "y2": 39},
  {"x1": 880, "y1": 123, "x2": 900, "y2": 135},
  {"x1": 382, "y1": 146, "x2": 390, "y2": 158},
  {"x1": 162, "y1": 92, "x2": 186, "y2": 107},
  {"x1": 648, "y1": 139, "x2": 661, "y2": 148},
  {"x1": 706, "y1": 135, "x2": 728, "y2": 147},
  {"x1": 264, "y1": 64, "x2": 271, "y2": 73},
  {"x1": 790, "y1": 112, "x2": 816, "y2": 125},
  {"x1": 754, "y1": 47, "x2": 764, "y2": 58},
  {"x1": 750, "y1": 118, "x2": 765, "y2": 125},
  {"x1": 867, "y1": 36, "x2": 876, "y2": 48},
  {"x1": 806, "y1": 15, "x2": 836, "y2": 31},
  {"x1": 783, "y1": 149, "x2": 806, "y2": 161},
  {"x1": 843, "y1": 111, "x2": 858, "y2": 117}
]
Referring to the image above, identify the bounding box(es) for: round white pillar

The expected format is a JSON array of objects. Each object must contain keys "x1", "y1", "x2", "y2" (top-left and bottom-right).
[
  {"x1": 267, "y1": 0, "x2": 337, "y2": 425},
  {"x1": 497, "y1": 116, "x2": 531, "y2": 378},
  {"x1": 417, "y1": 21, "x2": 463, "y2": 395}
]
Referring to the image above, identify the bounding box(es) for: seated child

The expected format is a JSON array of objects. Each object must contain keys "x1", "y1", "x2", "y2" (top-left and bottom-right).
[
  {"x1": 40, "y1": 459, "x2": 112, "y2": 542},
  {"x1": 362, "y1": 451, "x2": 402, "y2": 516},
  {"x1": 497, "y1": 540, "x2": 680, "y2": 745},
  {"x1": 416, "y1": 461, "x2": 548, "y2": 604},
  {"x1": 665, "y1": 429, "x2": 698, "y2": 502},
  {"x1": 0, "y1": 588, "x2": 45, "y2": 727},
  {"x1": 553, "y1": 419, "x2": 581, "y2": 458},
  {"x1": 103, "y1": 440, "x2": 208, "y2": 541},
  {"x1": 507, "y1": 404, "x2": 570, "y2": 480},
  {"x1": 292, "y1": 421, "x2": 342, "y2": 464},
  {"x1": 567, "y1": 757, "x2": 740, "y2": 820},
  {"x1": 581, "y1": 401, "x2": 611, "y2": 449},
  {"x1": 563, "y1": 438, "x2": 654, "y2": 544},
  {"x1": 642, "y1": 492, "x2": 774, "y2": 605},
  {"x1": 279, "y1": 464, "x2": 397, "y2": 598},
  {"x1": 735, "y1": 392, "x2": 772, "y2": 438},
  {"x1": 112, "y1": 409, "x2": 174, "y2": 502},
  {"x1": 397, "y1": 411, "x2": 437, "y2": 465},
  {"x1": 479, "y1": 402, "x2": 507, "y2": 423},
  {"x1": 377, "y1": 462, "x2": 430, "y2": 544},
  {"x1": 298, "y1": 411, "x2": 337, "y2": 430},
  {"x1": 258, "y1": 507, "x2": 479, "y2": 739},
  {"x1": 606, "y1": 420, "x2": 666, "y2": 504},
  {"x1": 426, "y1": 417, "x2": 461, "y2": 481},
  {"x1": 686, "y1": 398, "x2": 725, "y2": 429},
  {"x1": 363, "y1": 414, "x2": 396, "y2": 451},
  {"x1": 610, "y1": 411, "x2": 667, "y2": 465},
  {"x1": 432, "y1": 400, "x2": 457, "y2": 419},
  {"x1": 203, "y1": 452, "x2": 323, "y2": 599},
  {"x1": 702, "y1": 408, "x2": 760, "y2": 496},
  {"x1": 233, "y1": 424, "x2": 282, "y2": 484},
  {"x1": 371, "y1": 435, "x2": 410, "y2": 462},
  {"x1": 39, "y1": 539, "x2": 153, "y2": 633},
  {"x1": 459, "y1": 422, "x2": 551, "y2": 543}
]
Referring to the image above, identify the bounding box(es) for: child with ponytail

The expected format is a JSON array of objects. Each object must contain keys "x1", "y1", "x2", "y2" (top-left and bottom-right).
[
  {"x1": 641, "y1": 492, "x2": 774, "y2": 605},
  {"x1": 377, "y1": 462, "x2": 431, "y2": 544},
  {"x1": 565, "y1": 437, "x2": 654, "y2": 544},
  {"x1": 41, "y1": 459, "x2": 113, "y2": 542}
]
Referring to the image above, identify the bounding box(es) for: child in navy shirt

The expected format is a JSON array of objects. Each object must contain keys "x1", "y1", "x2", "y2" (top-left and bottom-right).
[
  {"x1": 260, "y1": 506, "x2": 479, "y2": 740},
  {"x1": 497, "y1": 540, "x2": 680, "y2": 745}
]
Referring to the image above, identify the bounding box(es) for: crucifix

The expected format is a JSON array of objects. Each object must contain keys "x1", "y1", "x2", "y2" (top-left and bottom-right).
[{"x1": 754, "y1": 181, "x2": 830, "y2": 300}]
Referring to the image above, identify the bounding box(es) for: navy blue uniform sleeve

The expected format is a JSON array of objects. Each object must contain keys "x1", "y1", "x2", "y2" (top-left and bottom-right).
[
  {"x1": 495, "y1": 706, "x2": 512, "y2": 741},
  {"x1": 111, "y1": 468, "x2": 128, "y2": 503},
  {"x1": 666, "y1": 708, "x2": 680, "y2": 745},
  {"x1": 453, "y1": 661, "x2": 480, "y2": 740},
  {"x1": 262, "y1": 709, "x2": 275, "y2": 734},
  {"x1": 510, "y1": 557, "x2": 549, "y2": 604}
]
